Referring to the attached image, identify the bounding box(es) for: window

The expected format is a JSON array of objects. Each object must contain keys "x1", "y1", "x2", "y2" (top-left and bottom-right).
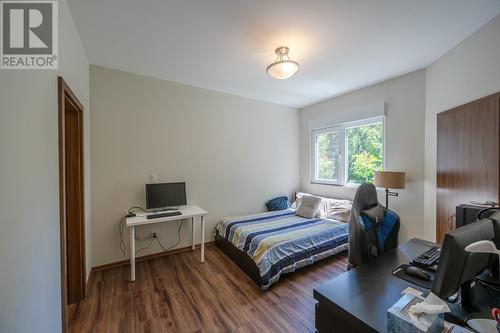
[{"x1": 311, "y1": 117, "x2": 384, "y2": 185}]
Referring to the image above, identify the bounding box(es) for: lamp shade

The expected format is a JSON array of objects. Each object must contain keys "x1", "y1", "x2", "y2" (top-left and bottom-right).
[{"x1": 374, "y1": 171, "x2": 406, "y2": 189}]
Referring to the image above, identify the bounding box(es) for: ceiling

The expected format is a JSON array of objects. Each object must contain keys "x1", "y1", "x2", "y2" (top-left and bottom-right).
[{"x1": 67, "y1": 0, "x2": 500, "y2": 108}]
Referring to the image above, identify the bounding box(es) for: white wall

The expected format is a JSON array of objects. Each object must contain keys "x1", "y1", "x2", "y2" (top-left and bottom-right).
[
  {"x1": 0, "y1": 1, "x2": 90, "y2": 332},
  {"x1": 90, "y1": 66, "x2": 299, "y2": 266},
  {"x1": 299, "y1": 70, "x2": 426, "y2": 242},
  {"x1": 424, "y1": 14, "x2": 500, "y2": 241}
]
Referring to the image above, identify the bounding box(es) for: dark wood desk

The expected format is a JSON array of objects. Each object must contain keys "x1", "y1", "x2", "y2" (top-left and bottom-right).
[{"x1": 314, "y1": 238, "x2": 436, "y2": 333}]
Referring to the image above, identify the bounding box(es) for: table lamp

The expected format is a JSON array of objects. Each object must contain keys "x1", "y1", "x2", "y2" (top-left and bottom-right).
[
  {"x1": 464, "y1": 240, "x2": 500, "y2": 332},
  {"x1": 465, "y1": 240, "x2": 500, "y2": 281},
  {"x1": 374, "y1": 171, "x2": 406, "y2": 209}
]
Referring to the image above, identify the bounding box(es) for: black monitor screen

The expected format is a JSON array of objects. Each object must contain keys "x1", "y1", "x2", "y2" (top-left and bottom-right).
[{"x1": 146, "y1": 182, "x2": 186, "y2": 209}]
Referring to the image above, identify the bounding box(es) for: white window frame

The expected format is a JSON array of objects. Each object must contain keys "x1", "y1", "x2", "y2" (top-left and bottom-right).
[
  {"x1": 311, "y1": 126, "x2": 345, "y2": 185},
  {"x1": 311, "y1": 116, "x2": 385, "y2": 186}
]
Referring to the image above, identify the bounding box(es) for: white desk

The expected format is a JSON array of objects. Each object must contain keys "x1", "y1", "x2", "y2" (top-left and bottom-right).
[{"x1": 126, "y1": 205, "x2": 208, "y2": 281}]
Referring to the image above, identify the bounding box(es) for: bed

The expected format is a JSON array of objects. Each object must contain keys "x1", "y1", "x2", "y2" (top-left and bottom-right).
[{"x1": 215, "y1": 202, "x2": 350, "y2": 289}]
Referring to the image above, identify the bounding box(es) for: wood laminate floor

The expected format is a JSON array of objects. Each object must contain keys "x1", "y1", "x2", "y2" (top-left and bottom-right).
[{"x1": 68, "y1": 244, "x2": 348, "y2": 333}]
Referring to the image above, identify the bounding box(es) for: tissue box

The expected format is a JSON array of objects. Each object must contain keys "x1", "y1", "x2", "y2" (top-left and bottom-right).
[{"x1": 387, "y1": 294, "x2": 444, "y2": 333}]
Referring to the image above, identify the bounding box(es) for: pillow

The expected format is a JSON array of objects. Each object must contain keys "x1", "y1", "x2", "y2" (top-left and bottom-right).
[
  {"x1": 325, "y1": 198, "x2": 352, "y2": 222},
  {"x1": 296, "y1": 195, "x2": 323, "y2": 218},
  {"x1": 265, "y1": 196, "x2": 291, "y2": 211},
  {"x1": 292, "y1": 191, "x2": 352, "y2": 220},
  {"x1": 328, "y1": 210, "x2": 351, "y2": 223},
  {"x1": 292, "y1": 192, "x2": 326, "y2": 217},
  {"x1": 290, "y1": 192, "x2": 305, "y2": 209}
]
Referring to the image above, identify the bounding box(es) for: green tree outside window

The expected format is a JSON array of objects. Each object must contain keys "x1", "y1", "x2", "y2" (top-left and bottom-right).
[
  {"x1": 316, "y1": 131, "x2": 339, "y2": 181},
  {"x1": 346, "y1": 123, "x2": 383, "y2": 183}
]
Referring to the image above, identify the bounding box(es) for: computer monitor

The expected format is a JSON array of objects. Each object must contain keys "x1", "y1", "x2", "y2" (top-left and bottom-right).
[
  {"x1": 145, "y1": 182, "x2": 187, "y2": 210},
  {"x1": 432, "y1": 218, "x2": 495, "y2": 300},
  {"x1": 431, "y1": 215, "x2": 500, "y2": 323}
]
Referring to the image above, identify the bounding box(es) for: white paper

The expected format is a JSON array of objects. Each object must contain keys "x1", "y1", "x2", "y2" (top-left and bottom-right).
[
  {"x1": 408, "y1": 292, "x2": 451, "y2": 322},
  {"x1": 402, "y1": 287, "x2": 424, "y2": 298}
]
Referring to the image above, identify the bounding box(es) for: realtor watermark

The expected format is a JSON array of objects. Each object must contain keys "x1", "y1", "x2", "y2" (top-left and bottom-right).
[{"x1": 1, "y1": 0, "x2": 58, "y2": 69}]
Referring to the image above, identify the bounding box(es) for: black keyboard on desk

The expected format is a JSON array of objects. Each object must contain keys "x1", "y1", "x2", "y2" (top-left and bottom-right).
[
  {"x1": 147, "y1": 211, "x2": 182, "y2": 219},
  {"x1": 411, "y1": 246, "x2": 441, "y2": 270}
]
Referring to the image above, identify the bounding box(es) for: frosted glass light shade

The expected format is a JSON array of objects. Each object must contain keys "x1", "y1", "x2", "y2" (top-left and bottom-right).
[
  {"x1": 266, "y1": 60, "x2": 299, "y2": 79},
  {"x1": 266, "y1": 46, "x2": 299, "y2": 79}
]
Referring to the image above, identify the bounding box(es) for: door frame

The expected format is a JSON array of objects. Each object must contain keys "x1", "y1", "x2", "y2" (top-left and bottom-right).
[{"x1": 58, "y1": 76, "x2": 86, "y2": 332}]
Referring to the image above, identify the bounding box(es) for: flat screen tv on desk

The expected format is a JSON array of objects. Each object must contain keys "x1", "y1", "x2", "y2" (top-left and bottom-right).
[{"x1": 146, "y1": 182, "x2": 187, "y2": 210}]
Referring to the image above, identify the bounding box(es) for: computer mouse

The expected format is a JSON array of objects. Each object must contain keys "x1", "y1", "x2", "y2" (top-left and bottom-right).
[{"x1": 405, "y1": 266, "x2": 431, "y2": 281}]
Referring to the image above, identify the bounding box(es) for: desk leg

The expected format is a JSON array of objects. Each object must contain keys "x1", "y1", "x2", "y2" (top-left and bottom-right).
[
  {"x1": 191, "y1": 217, "x2": 195, "y2": 250},
  {"x1": 201, "y1": 215, "x2": 205, "y2": 263},
  {"x1": 130, "y1": 226, "x2": 135, "y2": 282}
]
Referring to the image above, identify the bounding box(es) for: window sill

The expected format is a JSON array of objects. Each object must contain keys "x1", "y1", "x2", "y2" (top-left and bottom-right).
[
  {"x1": 311, "y1": 181, "x2": 362, "y2": 189},
  {"x1": 310, "y1": 181, "x2": 387, "y2": 194}
]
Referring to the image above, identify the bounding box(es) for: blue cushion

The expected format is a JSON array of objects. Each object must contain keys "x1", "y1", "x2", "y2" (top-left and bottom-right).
[
  {"x1": 266, "y1": 196, "x2": 291, "y2": 211},
  {"x1": 360, "y1": 209, "x2": 398, "y2": 254},
  {"x1": 378, "y1": 210, "x2": 398, "y2": 252},
  {"x1": 360, "y1": 215, "x2": 373, "y2": 231}
]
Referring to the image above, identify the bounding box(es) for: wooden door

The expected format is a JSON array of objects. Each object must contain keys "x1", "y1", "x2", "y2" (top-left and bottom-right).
[
  {"x1": 58, "y1": 77, "x2": 85, "y2": 332},
  {"x1": 436, "y1": 92, "x2": 500, "y2": 243}
]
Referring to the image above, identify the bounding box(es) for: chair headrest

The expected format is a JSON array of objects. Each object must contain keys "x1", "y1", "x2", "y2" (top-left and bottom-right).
[
  {"x1": 352, "y1": 182, "x2": 379, "y2": 212},
  {"x1": 361, "y1": 204, "x2": 384, "y2": 224}
]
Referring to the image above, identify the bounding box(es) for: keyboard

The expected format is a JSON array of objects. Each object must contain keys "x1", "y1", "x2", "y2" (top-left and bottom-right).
[
  {"x1": 147, "y1": 211, "x2": 182, "y2": 219},
  {"x1": 411, "y1": 246, "x2": 441, "y2": 269}
]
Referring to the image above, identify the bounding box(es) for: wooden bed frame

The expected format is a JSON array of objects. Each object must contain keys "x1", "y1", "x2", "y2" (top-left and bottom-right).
[
  {"x1": 215, "y1": 201, "x2": 352, "y2": 288},
  {"x1": 215, "y1": 230, "x2": 349, "y2": 288},
  {"x1": 214, "y1": 232, "x2": 263, "y2": 286}
]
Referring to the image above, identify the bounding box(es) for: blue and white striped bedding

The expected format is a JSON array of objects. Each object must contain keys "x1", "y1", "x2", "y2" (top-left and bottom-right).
[{"x1": 216, "y1": 209, "x2": 348, "y2": 289}]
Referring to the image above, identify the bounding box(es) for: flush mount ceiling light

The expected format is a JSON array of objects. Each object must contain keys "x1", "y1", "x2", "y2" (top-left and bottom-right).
[{"x1": 266, "y1": 46, "x2": 299, "y2": 79}]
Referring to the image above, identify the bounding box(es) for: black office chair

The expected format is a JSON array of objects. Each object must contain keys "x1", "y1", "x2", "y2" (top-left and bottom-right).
[{"x1": 348, "y1": 182, "x2": 400, "y2": 269}]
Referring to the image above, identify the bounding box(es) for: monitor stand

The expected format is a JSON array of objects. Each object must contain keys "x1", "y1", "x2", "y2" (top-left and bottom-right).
[{"x1": 444, "y1": 270, "x2": 500, "y2": 326}]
